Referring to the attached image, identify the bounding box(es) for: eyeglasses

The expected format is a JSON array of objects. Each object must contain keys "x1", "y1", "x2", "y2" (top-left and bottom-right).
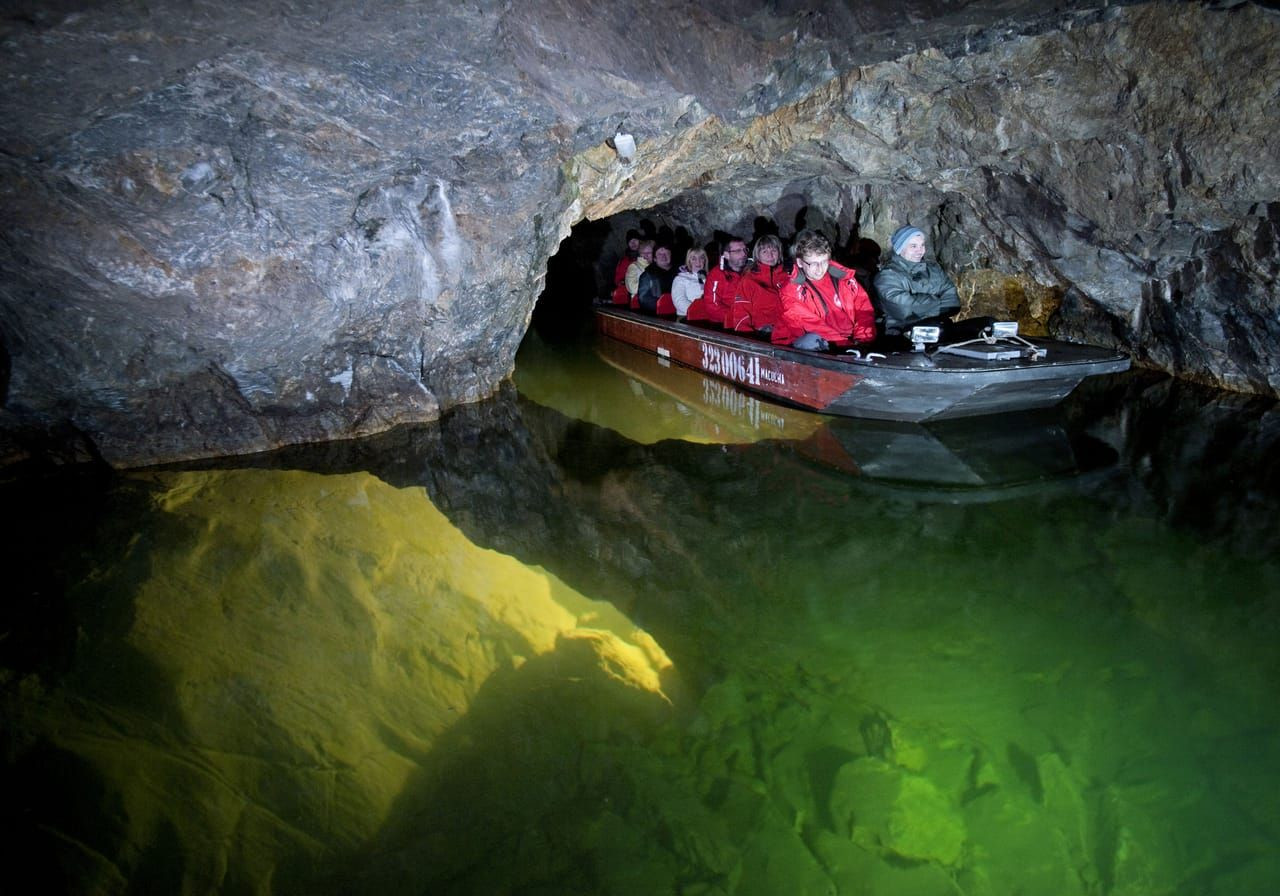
[{"x1": 798, "y1": 256, "x2": 830, "y2": 270}]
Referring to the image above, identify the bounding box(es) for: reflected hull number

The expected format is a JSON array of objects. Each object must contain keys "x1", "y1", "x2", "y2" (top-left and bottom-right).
[{"x1": 699, "y1": 341, "x2": 785, "y2": 387}]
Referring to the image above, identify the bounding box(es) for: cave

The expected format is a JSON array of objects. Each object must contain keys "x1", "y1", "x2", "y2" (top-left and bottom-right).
[
  {"x1": 1, "y1": 0, "x2": 1278, "y2": 467},
  {"x1": 3, "y1": 4, "x2": 1280, "y2": 894}
]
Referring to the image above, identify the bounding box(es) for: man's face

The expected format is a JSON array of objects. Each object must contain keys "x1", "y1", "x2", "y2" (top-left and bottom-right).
[
  {"x1": 654, "y1": 247, "x2": 672, "y2": 269},
  {"x1": 797, "y1": 252, "x2": 830, "y2": 280},
  {"x1": 900, "y1": 233, "x2": 927, "y2": 263},
  {"x1": 639, "y1": 245, "x2": 654, "y2": 262},
  {"x1": 628, "y1": 237, "x2": 640, "y2": 252},
  {"x1": 723, "y1": 241, "x2": 748, "y2": 272}
]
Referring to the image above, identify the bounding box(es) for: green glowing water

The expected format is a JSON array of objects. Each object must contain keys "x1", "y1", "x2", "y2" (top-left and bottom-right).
[{"x1": 2, "y1": 334, "x2": 1277, "y2": 895}]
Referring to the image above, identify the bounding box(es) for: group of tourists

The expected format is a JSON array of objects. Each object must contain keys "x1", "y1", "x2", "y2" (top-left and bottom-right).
[{"x1": 608, "y1": 223, "x2": 962, "y2": 350}]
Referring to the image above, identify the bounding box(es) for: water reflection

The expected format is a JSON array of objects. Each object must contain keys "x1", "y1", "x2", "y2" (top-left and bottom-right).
[
  {"x1": 519, "y1": 333, "x2": 1121, "y2": 500},
  {"x1": 1, "y1": 336, "x2": 1278, "y2": 895},
  {"x1": 516, "y1": 331, "x2": 828, "y2": 445}
]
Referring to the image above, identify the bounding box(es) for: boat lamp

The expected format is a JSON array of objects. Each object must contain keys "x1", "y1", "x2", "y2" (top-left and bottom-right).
[
  {"x1": 908, "y1": 325, "x2": 941, "y2": 352},
  {"x1": 991, "y1": 321, "x2": 1019, "y2": 338}
]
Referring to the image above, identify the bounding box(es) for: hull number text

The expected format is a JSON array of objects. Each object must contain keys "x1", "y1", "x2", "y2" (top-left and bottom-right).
[{"x1": 699, "y1": 342, "x2": 785, "y2": 387}]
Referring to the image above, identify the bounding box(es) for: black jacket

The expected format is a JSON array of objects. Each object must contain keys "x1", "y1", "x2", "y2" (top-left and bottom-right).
[
  {"x1": 637, "y1": 264, "x2": 678, "y2": 314},
  {"x1": 873, "y1": 253, "x2": 960, "y2": 332}
]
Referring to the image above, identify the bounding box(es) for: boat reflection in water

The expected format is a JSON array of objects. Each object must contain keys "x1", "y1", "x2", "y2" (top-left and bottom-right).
[
  {"x1": 578, "y1": 336, "x2": 1119, "y2": 499},
  {"x1": 516, "y1": 329, "x2": 826, "y2": 446}
]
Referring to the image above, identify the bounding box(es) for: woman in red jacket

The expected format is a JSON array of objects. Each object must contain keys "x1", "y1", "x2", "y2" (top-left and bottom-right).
[
  {"x1": 772, "y1": 230, "x2": 876, "y2": 350},
  {"x1": 728, "y1": 234, "x2": 789, "y2": 336}
]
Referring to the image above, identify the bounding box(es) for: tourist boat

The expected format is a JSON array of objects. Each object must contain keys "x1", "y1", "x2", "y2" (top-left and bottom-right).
[
  {"x1": 595, "y1": 335, "x2": 1121, "y2": 500},
  {"x1": 595, "y1": 306, "x2": 1130, "y2": 423}
]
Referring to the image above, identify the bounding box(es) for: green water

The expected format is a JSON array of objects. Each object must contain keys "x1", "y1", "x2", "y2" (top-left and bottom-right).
[{"x1": 2, "y1": 334, "x2": 1278, "y2": 895}]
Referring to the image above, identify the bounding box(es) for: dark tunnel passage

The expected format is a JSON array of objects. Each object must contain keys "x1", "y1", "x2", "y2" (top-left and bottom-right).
[{"x1": 532, "y1": 197, "x2": 888, "y2": 345}]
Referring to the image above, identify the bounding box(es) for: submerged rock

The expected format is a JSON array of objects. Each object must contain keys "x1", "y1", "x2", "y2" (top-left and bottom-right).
[{"x1": 830, "y1": 756, "x2": 968, "y2": 868}]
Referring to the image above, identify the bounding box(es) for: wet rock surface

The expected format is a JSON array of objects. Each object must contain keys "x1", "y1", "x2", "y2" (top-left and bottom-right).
[{"x1": 1, "y1": 0, "x2": 1278, "y2": 465}]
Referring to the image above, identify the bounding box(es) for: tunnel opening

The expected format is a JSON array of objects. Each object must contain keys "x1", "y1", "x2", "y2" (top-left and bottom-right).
[
  {"x1": 531, "y1": 182, "x2": 892, "y2": 347},
  {"x1": 525, "y1": 163, "x2": 1127, "y2": 360}
]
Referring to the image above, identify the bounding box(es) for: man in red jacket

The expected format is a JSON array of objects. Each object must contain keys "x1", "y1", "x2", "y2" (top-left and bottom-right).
[
  {"x1": 772, "y1": 229, "x2": 876, "y2": 349},
  {"x1": 613, "y1": 229, "x2": 641, "y2": 288},
  {"x1": 686, "y1": 236, "x2": 748, "y2": 325}
]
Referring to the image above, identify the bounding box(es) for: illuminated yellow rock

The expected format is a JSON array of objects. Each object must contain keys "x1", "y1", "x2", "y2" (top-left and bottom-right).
[
  {"x1": 29, "y1": 467, "x2": 675, "y2": 891},
  {"x1": 954, "y1": 269, "x2": 1062, "y2": 337}
]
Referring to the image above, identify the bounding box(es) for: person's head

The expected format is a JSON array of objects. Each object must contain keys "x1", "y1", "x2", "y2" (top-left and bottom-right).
[
  {"x1": 637, "y1": 239, "x2": 655, "y2": 262},
  {"x1": 625, "y1": 229, "x2": 641, "y2": 253},
  {"x1": 752, "y1": 234, "x2": 782, "y2": 268},
  {"x1": 793, "y1": 230, "x2": 832, "y2": 280},
  {"x1": 654, "y1": 245, "x2": 673, "y2": 269},
  {"x1": 722, "y1": 237, "x2": 749, "y2": 272},
  {"x1": 891, "y1": 226, "x2": 926, "y2": 263},
  {"x1": 685, "y1": 247, "x2": 707, "y2": 273}
]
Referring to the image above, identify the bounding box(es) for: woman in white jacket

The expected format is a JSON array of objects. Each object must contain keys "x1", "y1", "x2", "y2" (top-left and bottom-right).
[{"x1": 670, "y1": 247, "x2": 708, "y2": 318}]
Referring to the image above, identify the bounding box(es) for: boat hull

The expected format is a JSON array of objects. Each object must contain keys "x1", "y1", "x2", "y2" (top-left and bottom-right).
[{"x1": 595, "y1": 307, "x2": 1129, "y2": 422}]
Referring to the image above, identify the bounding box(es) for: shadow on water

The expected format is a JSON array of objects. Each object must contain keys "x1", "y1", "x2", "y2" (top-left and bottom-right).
[{"x1": 2, "y1": 330, "x2": 1279, "y2": 894}]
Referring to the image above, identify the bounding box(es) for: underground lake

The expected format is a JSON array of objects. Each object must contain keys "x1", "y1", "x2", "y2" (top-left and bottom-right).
[{"x1": 1, "y1": 329, "x2": 1278, "y2": 896}]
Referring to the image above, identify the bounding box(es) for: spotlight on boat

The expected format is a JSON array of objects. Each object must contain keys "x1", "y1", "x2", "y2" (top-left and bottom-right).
[
  {"x1": 991, "y1": 321, "x2": 1019, "y2": 338},
  {"x1": 908, "y1": 325, "x2": 941, "y2": 352}
]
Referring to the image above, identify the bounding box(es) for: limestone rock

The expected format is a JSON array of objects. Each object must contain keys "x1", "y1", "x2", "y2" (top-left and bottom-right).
[
  {"x1": 830, "y1": 756, "x2": 967, "y2": 868},
  {"x1": 2, "y1": 466, "x2": 678, "y2": 893},
  {"x1": 2, "y1": 0, "x2": 1278, "y2": 465}
]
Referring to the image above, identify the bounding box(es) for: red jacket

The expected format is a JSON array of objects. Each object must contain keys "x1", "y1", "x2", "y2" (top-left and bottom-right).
[
  {"x1": 729, "y1": 263, "x2": 788, "y2": 333},
  {"x1": 686, "y1": 267, "x2": 742, "y2": 325},
  {"x1": 772, "y1": 261, "x2": 876, "y2": 346},
  {"x1": 613, "y1": 255, "x2": 633, "y2": 288}
]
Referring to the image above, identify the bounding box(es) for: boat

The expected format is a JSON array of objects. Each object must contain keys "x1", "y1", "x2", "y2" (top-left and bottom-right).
[
  {"x1": 595, "y1": 335, "x2": 1121, "y2": 501},
  {"x1": 595, "y1": 306, "x2": 1130, "y2": 423}
]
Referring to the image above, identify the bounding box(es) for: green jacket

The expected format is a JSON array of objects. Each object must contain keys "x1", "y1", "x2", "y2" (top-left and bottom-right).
[{"x1": 873, "y1": 253, "x2": 960, "y2": 332}]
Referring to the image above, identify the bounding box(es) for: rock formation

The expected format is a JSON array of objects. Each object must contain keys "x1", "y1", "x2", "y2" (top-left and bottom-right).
[{"x1": 1, "y1": 0, "x2": 1277, "y2": 466}]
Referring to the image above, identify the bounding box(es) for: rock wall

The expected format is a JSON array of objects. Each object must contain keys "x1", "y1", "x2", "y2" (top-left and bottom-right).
[
  {"x1": 570, "y1": 2, "x2": 1280, "y2": 390},
  {"x1": 1, "y1": 0, "x2": 1276, "y2": 466}
]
